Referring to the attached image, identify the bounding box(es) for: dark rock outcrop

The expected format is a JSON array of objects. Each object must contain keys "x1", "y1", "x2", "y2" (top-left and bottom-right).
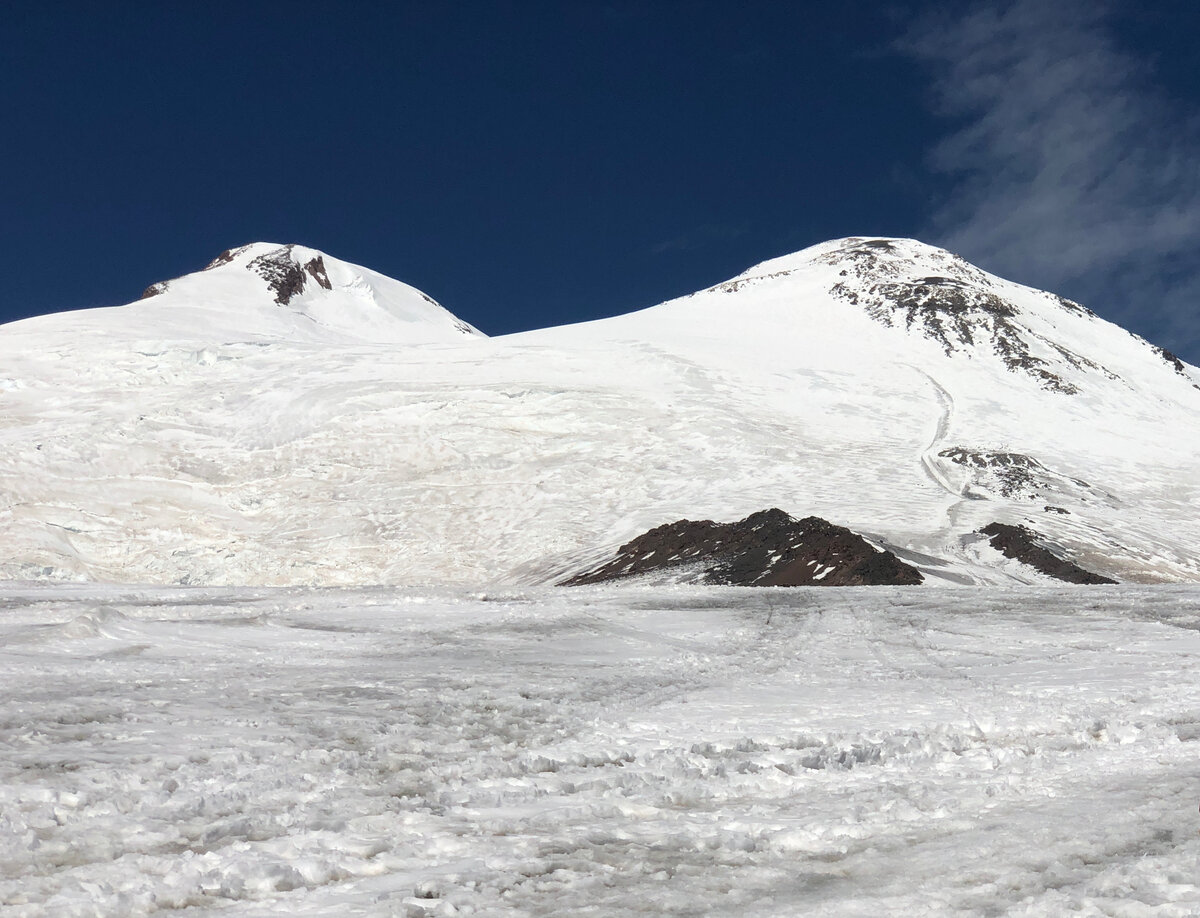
[
  {"x1": 939, "y1": 448, "x2": 1044, "y2": 497},
  {"x1": 304, "y1": 255, "x2": 332, "y2": 291},
  {"x1": 248, "y1": 246, "x2": 309, "y2": 305},
  {"x1": 205, "y1": 247, "x2": 244, "y2": 270},
  {"x1": 140, "y1": 244, "x2": 329, "y2": 305},
  {"x1": 140, "y1": 281, "x2": 170, "y2": 299},
  {"x1": 245, "y1": 245, "x2": 333, "y2": 304},
  {"x1": 979, "y1": 522, "x2": 1116, "y2": 584},
  {"x1": 938, "y1": 446, "x2": 1113, "y2": 506},
  {"x1": 1154, "y1": 345, "x2": 1192, "y2": 380},
  {"x1": 564, "y1": 508, "x2": 923, "y2": 587},
  {"x1": 818, "y1": 237, "x2": 1127, "y2": 394}
]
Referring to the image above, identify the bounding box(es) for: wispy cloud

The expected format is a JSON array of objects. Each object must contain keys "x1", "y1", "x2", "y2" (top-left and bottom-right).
[{"x1": 901, "y1": 0, "x2": 1200, "y2": 360}]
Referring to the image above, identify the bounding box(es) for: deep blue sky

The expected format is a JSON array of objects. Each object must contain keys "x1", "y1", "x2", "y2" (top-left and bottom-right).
[{"x1": 4, "y1": 1, "x2": 1199, "y2": 360}]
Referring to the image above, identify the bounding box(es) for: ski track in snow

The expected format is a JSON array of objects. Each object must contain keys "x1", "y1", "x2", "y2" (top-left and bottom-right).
[
  {"x1": 3, "y1": 584, "x2": 1200, "y2": 916},
  {"x1": 914, "y1": 368, "x2": 958, "y2": 501}
]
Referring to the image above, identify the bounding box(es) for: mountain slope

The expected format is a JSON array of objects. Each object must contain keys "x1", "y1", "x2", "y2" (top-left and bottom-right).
[
  {"x1": 0, "y1": 237, "x2": 1197, "y2": 586},
  {"x1": 4, "y1": 242, "x2": 483, "y2": 345}
]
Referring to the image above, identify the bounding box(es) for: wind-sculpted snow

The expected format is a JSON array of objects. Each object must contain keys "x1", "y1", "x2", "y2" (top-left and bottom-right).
[
  {"x1": 2, "y1": 584, "x2": 1200, "y2": 915},
  {"x1": 2, "y1": 236, "x2": 1200, "y2": 586}
]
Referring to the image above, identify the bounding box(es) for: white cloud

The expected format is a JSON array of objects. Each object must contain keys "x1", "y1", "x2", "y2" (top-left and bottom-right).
[{"x1": 902, "y1": 0, "x2": 1200, "y2": 360}]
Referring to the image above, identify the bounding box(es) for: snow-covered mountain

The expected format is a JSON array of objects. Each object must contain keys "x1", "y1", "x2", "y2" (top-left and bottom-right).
[
  {"x1": 6, "y1": 242, "x2": 483, "y2": 345},
  {"x1": 1, "y1": 237, "x2": 1197, "y2": 586}
]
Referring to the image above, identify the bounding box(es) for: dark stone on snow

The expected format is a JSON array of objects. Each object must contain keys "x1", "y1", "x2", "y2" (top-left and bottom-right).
[
  {"x1": 244, "y1": 246, "x2": 334, "y2": 304},
  {"x1": 140, "y1": 281, "x2": 170, "y2": 299},
  {"x1": 205, "y1": 247, "x2": 242, "y2": 270},
  {"x1": 818, "y1": 238, "x2": 1125, "y2": 394},
  {"x1": 939, "y1": 448, "x2": 1045, "y2": 497},
  {"x1": 139, "y1": 244, "x2": 331, "y2": 306},
  {"x1": 1154, "y1": 345, "x2": 1189, "y2": 376},
  {"x1": 564, "y1": 508, "x2": 924, "y2": 587},
  {"x1": 979, "y1": 522, "x2": 1116, "y2": 584},
  {"x1": 304, "y1": 255, "x2": 332, "y2": 291},
  {"x1": 249, "y1": 246, "x2": 307, "y2": 305}
]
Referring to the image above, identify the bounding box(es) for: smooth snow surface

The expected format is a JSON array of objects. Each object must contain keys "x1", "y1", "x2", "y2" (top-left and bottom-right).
[
  {"x1": 1, "y1": 236, "x2": 1199, "y2": 586},
  {"x1": 3, "y1": 584, "x2": 1200, "y2": 916}
]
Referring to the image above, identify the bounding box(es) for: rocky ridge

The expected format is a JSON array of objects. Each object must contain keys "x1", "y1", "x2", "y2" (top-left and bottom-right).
[
  {"x1": 565, "y1": 509, "x2": 923, "y2": 587},
  {"x1": 247, "y1": 245, "x2": 333, "y2": 305},
  {"x1": 937, "y1": 448, "x2": 1115, "y2": 506},
  {"x1": 979, "y1": 522, "x2": 1117, "y2": 585},
  {"x1": 141, "y1": 244, "x2": 335, "y2": 306},
  {"x1": 816, "y1": 238, "x2": 1116, "y2": 393}
]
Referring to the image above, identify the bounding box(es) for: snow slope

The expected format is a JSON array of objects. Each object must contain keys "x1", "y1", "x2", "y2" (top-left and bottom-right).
[
  {"x1": 1, "y1": 243, "x2": 483, "y2": 346},
  {"x1": 3, "y1": 583, "x2": 1200, "y2": 916},
  {"x1": 0, "y1": 237, "x2": 1197, "y2": 585}
]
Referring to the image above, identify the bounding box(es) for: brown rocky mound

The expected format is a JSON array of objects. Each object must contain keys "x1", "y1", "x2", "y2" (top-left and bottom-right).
[
  {"x1": 247, "y1": 245, "x2": 332, "y2": 305},
  {"x1": 564, "y1": 508, "x2": 923, "y2": 587},
  {"x1": 979, "y1": 522, "x2": 1116, "y2": 584}
]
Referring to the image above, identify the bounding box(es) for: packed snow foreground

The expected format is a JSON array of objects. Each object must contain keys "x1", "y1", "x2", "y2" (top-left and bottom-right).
[
  {"x1": 3, "y1": 583, "x2": 1200, "y2": 917},
  {"x1": 3, "y1": 240, "x2": 1200, "y2": 915}
]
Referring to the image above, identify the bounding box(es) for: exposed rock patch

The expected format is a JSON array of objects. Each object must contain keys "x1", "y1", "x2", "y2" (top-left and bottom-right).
[
  {"x1": 304, "y1": 255, "x2": 332, "y2": 291},
  {"x1": 938, "y1": 447, "x2": 1112, "y2": 506},
  {"x1": 248, "y1": 246, "x2": 308, "y2": 305},
  {"x1": 939, "y1": 448, "x2": 1045, "y2": 498},
  {"x1": 205, "y1": 247, "x2": 248, "y2": 270},
  {"x1": 1051, "y1": 294, "x2": 1094, "y2": 317},
  {"x1": 707, "y1": 269, "x2": 792, "y2": 296},
  {"x1": 142, "y1": 244, "x2": 327, "y2": 304},
  {"x1": 564, "y1": 508, "x2": 923, "y2": 587},
  {"x1": 140, "y1": 281, "x2": 170, "y2": 299},
  {"x1": 246, "y1": 245, "x2": 334, "y2": 305},
  {"x1": 979, "y1": 522, "x2": 1116, "y2": 584},
  {"x1": 819, "y1": 238, "x2": 1122, "y2": 394},
  {"x1": 1155, "y1": 345, "x2": 1188, "y2": 375}
]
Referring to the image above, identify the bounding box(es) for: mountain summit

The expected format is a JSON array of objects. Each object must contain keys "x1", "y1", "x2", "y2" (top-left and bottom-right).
[
  {"x1": 537, "y1": 236, "x2": 1198, "y2": 400},
  {"x1": 1, "y1": 237, "x2": 1198, "y2": 586},
  {"x1": 11, "y1": 242, "x2": 483, "y2": 345}
]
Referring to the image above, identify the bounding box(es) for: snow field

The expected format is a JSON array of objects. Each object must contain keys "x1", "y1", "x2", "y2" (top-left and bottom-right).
[
  {"x1": 4, "y1": 237, "x2": 1200, "y2": 587},
  {"x1": 3, "y1": 584, "x2": 1200, "y2": 915},
  {"x1": 0, "y1": 336, "x2": 947, "y2": 586}
]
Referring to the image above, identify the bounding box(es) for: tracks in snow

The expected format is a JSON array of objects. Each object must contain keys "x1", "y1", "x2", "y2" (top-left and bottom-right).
[{"x1": 913, "y1": 367, "x2": 959, "y2": 499}]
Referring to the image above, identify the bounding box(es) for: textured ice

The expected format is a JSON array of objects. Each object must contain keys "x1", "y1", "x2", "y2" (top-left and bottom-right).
[{"x1": 2, "y1": 584, "x2": 1200, "y2": 916}]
